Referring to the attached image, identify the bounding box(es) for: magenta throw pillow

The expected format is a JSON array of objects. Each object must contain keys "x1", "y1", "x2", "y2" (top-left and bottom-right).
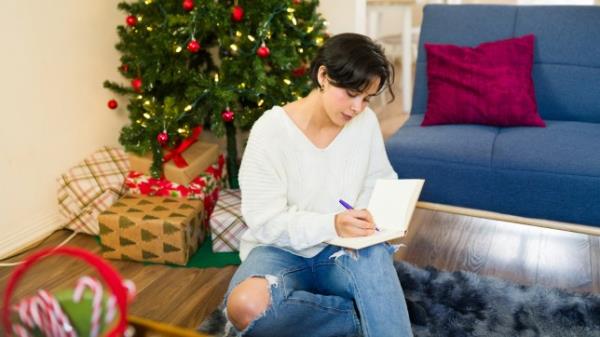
[{"x1": 422, "y1": 34, "x2": 545, "y2": 127}]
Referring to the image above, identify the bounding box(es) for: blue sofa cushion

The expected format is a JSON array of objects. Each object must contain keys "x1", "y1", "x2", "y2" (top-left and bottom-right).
[
  {"x1": 387, "y1": 115, "x2": 498, "y2": 167},
  {"x1": 493, "y1": 121, "x2": 600, "y2": 177}
]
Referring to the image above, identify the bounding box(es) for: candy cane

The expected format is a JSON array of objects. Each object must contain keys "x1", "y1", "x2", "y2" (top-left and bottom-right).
[
  {"x1": 41, "y1": 290, "x2": 76, "y2": 337},
  {"x1": 12, "y1": 324, "x2": 30, "y2": 337},
  {"x1": 73, "y1": 277, "x2": 103, "y2": 337},
  {"x1": 105, "y1": 279, "x2": 135, "y2": 325},
  {"x1": 12, "y1": 290, "x2": 77, "y2": 337}
]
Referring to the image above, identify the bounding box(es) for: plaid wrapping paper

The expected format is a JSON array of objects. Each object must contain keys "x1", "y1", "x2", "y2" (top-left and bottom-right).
[
  {"x1": 210, "y1": 189, "x2": 247, "y2": 252},
  {"x1": 57, "y1": 146, "x2": 129, "y2": 235},
  {"x1": 125, "y1": 154, "x2": 226, "y2": 222},
  {"x1": 98, "y1": 195, "x2": 205, "y2": 266}
]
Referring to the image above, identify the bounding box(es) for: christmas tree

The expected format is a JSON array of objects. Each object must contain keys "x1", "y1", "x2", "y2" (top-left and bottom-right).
[{"x1": 104, "y1": 0, "x2": 328, "y2": 188}]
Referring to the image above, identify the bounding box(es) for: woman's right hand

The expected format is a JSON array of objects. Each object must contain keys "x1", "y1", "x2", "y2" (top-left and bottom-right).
[{"x1": 334, "y1": 209, "x2": 377, "y2": 237}]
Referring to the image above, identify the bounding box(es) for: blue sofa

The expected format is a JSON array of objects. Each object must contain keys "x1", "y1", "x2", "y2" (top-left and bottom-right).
[{"x1": 385, "y1": 5, "x2": 600, "y2": 227}]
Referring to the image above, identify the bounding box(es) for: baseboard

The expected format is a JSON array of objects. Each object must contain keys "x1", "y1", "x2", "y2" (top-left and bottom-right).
[
  {"x1": 0, "y1": 211, "x2": 62, "y2": 260},
  {"x1": 417, "y1": 201, "x2": 600, "y2": 236}
]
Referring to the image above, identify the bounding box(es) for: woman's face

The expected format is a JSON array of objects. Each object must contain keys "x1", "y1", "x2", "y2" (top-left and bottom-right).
[{"x1": 318, "y1": 67, "x2": 381, "y2": 127}]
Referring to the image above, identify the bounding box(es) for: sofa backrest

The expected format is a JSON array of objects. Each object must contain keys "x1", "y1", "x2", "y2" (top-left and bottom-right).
[{"x1": 412, "y1": 5, "x2": 600, "y2": 123}]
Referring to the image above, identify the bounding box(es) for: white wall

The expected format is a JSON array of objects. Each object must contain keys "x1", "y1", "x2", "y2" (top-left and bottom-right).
[
  {"x1": 318, "y1": 0, "x2": 366, "y2": 35},
  {"x1": 0, "y1": 1, "x2": 127, "y2": 258}
]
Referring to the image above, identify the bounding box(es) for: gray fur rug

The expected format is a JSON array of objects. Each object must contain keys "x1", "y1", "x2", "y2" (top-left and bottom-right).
[{"x1": 198, "y1": 261, "x2": 600, "y2": 337}]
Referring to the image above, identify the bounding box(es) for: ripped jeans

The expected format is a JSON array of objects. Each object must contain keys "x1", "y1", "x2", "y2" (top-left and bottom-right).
[{"x1": 223, "y1": 244, "x2": 413, "y2": 337}]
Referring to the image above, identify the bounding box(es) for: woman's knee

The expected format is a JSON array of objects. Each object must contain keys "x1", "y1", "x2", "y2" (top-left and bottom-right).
[{"x1": 226, "y1": 277, "x2": 271, "y2": 331}]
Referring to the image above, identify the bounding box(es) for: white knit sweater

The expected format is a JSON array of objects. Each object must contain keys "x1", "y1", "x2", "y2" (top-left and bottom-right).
[{"x1": 238, "y1": 106, "x2": 397, "y2": 261}]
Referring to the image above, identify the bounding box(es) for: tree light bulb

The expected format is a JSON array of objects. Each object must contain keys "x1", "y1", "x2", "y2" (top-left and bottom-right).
[{"x1": 288, "y1": 14, "x2": 297, "y2": 25}]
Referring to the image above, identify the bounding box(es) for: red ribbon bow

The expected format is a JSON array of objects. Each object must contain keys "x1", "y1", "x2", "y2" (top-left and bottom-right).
[{"x1": 162, "y1": 126, "x2": 202, "y2": 168}]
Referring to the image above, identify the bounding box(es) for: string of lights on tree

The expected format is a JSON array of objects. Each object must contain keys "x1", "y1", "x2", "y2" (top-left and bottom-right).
[{"x1": 104, "y1": 0, "x2": 328, "y2": 187}]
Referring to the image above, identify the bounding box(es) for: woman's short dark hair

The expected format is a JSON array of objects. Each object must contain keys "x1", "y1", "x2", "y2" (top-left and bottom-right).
[{"x1": 310, "y1": 33, "x2": 395, "y2": 101}]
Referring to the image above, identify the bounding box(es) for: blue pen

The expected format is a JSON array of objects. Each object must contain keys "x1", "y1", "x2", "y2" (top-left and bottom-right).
[{"x1": 338, "y1": 199, "x2": 380, "y2": 231}]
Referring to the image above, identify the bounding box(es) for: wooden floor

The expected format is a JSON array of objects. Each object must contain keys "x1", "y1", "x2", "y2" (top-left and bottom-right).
[{"x1": 1, "y1": 208, "x2": 598, "y2": 332}]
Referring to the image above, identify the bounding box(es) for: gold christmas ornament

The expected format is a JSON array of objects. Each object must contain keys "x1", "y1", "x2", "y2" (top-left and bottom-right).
[
  {"x1": 144, "y1": 0, "x2": 153, "y2": 4},
  {"x1": 315, "y1": 36, "x2": 324, "y2": 46}
]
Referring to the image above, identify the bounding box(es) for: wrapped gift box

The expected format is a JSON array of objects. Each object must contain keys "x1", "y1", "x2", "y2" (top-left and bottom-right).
[
  {"x1": 98, "y1": 195, "x2": 205, "y2": 265},
  {"x1": 210, "y1": 189, "x2": 247, "y2": 253},
  {"x1": 125, "y1": 154, "x2": 225, "y2": 221},
  {"x1": 128, "y1": 141, "x2": 220, "y2": 186},
  {"x1": 57, "y1": 146, "x2": 129, "y2": 235}
]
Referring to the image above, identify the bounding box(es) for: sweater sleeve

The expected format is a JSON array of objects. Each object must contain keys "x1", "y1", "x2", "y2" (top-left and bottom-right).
[
  {"x1": 354, "y1": 113, "x2": 398, "y2": 209},
  {"x1": 238, "y1": 120, "x2": 338, "y2": 251}
]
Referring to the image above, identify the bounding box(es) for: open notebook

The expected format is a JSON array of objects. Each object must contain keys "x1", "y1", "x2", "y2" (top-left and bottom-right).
[{"x1": 328, "y1": 179, "x2": 425, "y2": 249}]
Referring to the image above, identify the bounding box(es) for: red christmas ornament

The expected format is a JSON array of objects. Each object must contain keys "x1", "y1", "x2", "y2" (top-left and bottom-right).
[
  {"x1": 182, "y1": 0, "x2": 194, "y2": 11},
  {"x1": 231, "y1": 6, "x2": 244, "y2": 22},
  {"x1": 292, "y1": 65, "x2": 307, "y2": 77},
  {"x1": 107, "y1": 99, "x2": 118, "y2": 110},
  {"x1": 221, "y1": 108, "x2": 234, "y2": 122},
  {"x1": 157, "y1": 131, "x2": 169, "y2": 145},
  {"x1": 131, "y1": 78, "x2": 143, "y2": 92},
  {"x1": 126, "y1": 15, "x2": 137, "y2": 27},
  {"x1": 257, "y1": 43, "x2": 270, "y2": 58},
  {"x1": 187, "y1": 39, "x2": 201, "y2": 53},
  {"x1": 293, "y1": 0, "x2": 302, "y2": 4}
]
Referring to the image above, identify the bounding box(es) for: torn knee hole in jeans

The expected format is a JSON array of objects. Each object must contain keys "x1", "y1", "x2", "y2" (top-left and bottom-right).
[
  {"x1": 224, "y1": 274, "x2": 279, "y2": 334},
  {"x1": 329, "y1": 248, "x2": 359, "y2": 261}
]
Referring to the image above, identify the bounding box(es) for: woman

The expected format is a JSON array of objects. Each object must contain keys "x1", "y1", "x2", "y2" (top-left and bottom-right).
[{"x1": 223, "y1": 33, "x2": 413, "y2": 337}]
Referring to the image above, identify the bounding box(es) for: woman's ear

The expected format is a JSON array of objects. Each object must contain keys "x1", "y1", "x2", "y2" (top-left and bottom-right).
[{"x1": 317, "y1": 66, "x2": 327, "y2": 89}]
